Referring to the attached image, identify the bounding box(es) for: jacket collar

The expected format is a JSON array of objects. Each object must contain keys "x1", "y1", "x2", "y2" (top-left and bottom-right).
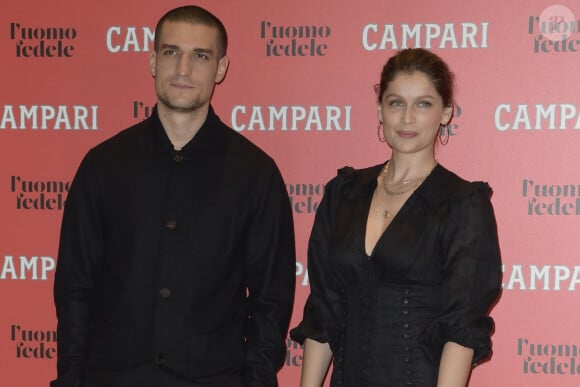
[{"x1": 145, "y1": 104, "x2": 227, "y2": 157}]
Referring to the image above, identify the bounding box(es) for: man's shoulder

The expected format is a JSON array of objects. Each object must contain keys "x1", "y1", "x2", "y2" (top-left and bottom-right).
[
  {"x1": 97, "y1": 119, "x2": 148, "y2": 148},
  {"x1": 85, "y1": 118, "x2": 151, "y2": 160},
  {"x1": 222, "y1": 124, "x2": 277, "y2": 168}
]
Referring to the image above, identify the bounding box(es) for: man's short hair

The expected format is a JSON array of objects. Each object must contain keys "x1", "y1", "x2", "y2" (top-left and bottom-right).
[{"x1": 154, "y1": 5, "x2": 228, "y2": 57}]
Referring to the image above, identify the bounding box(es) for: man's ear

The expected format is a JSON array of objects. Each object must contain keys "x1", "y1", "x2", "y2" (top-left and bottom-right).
[
  {"x1": 215, "y1": 56, "x2": 230, "y2": 83},
  {"x1": 149, "y1": 51, "x2": 157, "y2": 78}
]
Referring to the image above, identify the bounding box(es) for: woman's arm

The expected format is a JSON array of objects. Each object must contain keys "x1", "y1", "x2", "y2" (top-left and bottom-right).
[
  {"x1": 437, "y1": 342, "x2": 474, "y2": 387},
  {"x1": 300, "y1": 338, "x2": 333, "y2": 387}
]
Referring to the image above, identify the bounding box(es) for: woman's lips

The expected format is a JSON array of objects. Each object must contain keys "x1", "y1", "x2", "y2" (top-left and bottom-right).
[{"x1": 397, "y1": 130, "x2": 417, "y2": 138}]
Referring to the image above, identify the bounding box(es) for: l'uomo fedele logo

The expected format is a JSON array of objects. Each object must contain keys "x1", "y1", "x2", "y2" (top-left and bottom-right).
[
  {"x1": 528, "y1": 4, "x2": 579, "y2": 53},
  {"x1": 10, "y1": 22, "x2": 76, "y2": 58},
  {"x1": 518, "y1": 337, "x2": 580, "y2": 375},
  {"x1": 10, "y1": 324, "x2": 57, "y2": 359}
]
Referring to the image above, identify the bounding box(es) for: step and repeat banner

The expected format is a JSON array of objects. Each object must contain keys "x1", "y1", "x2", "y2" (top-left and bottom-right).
[{"x1": 1, "y1": 0, "x2": 579, "y2": 385}]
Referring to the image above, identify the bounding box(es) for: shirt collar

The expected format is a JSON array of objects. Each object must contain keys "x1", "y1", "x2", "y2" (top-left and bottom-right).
[{"x1": 145, "y1": 104, "x2": 227, "y2": 157}]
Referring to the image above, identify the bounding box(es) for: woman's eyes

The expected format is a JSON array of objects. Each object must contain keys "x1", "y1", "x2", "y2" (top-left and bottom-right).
[{"x1": 387, "y1": 100, "x2": 432, "y2": 108}]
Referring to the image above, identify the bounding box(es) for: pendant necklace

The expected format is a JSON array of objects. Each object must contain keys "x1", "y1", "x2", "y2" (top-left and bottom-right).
[{"x1": 380, "y1": 160, "x2": 437, "y2": 218}]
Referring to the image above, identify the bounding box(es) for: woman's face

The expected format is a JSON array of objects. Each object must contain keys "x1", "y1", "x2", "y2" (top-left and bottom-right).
[{"x1": 378, "y1": 71, "x2": 452, "y2": 157}]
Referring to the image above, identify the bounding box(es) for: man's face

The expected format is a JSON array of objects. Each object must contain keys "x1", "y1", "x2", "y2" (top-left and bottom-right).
[{"x1": 150, "y1": 21, "x2": 228, "y2": 113}]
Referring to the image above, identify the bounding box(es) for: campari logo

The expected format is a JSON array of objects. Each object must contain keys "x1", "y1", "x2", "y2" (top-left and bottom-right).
[
  {"x1": 1, "y1": 255, "x2": 56, "y2": 281},
  {"x1": 503, "y1": 264, "x2": 580, "y2": 291},
  {"x1": 295, "y1": 260, "x2": 310, "y2": 287},
  {"x1": 0, "y1": 105, "x2": 99, "y2": 130},
  {"x1": 10, "y1": 324, "x2": 56, "y2": 359},
  {"x1": 231, "y1": 105, "x2": 351, "y2": 132},
  {"x1": 10, "y1": 22, "x2": 76, "y2": 58},
  {"x1": 106, "y1": 26, "x2": 154, "y2": 53},
  {"x1": 528, "y1": 5, "x2": 579, "y2": 53},
  {"x1": 10, "y1": 176, "x2": 70, "y2": 211},
  {"x1": 494, "y1": 103, "x2": 580, "y2": 131},
  {"x1": 260, "y1": 21, "x2": 331, "y2": 56},
  {"x1": 362, "y1": 21, "x2": 488, "y2": 51}
]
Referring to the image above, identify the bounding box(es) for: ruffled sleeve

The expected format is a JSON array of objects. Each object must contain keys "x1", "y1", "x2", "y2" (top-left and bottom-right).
[
  {"x1": 421, "y1": 182, "x2": 502, "y2": 364},
  {"x1": 290, "y1": 167, "x2": 354, "y2": 346}
]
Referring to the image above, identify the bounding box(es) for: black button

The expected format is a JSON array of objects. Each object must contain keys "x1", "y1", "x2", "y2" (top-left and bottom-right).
[
  {"x1": 403, "y1": 299, "x2": 409, "y2": 304},
  {"x1": 403, "y1": 323, "x2": 410, "y2": 329},
  {"x1": 403, "y1": 357, "x2": 410, "y2": 363},
  {"x1": 403, "y1": 309, "x2": 409, "y2": 316},
  {"x1": 155, "y1": 354, "x2": 165, "y2": 365},
  {"x1": 173, "y1": 154, "x2": 184, "y2": 163},
  {"x1": 160, "y1": 288, "x2": 171, "y2": 298},
  {"x1": 165, "y1": 220, "x2": 176, "y2": 230},
  {"x1": 404, "y1": 333, "x2": 410, "y2": 339},
  {"x1": 404, "y1": 289, "x2": 411, "y2": 295},
  {"x1": 403, "y1": 345, "x2": 409, "y2": 351}
]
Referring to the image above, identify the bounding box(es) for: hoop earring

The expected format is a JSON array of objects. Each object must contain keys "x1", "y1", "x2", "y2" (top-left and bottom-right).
[
  {"x1": 438, "y1": 124, "x2": 449, "y2": 145},
  {"x1": 377, "y1": 122, "x2": 385, "y2": 142}
]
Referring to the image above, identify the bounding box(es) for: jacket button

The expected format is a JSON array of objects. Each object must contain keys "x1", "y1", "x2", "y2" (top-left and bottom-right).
[
  {"x1": 155, "y1": 354, "x2": 165, "y2": 365},
  {"x1": 165, "y1": 220, "x2": 176, "y2": 230},
  {"x1": 160, "y1": 288, "x2": 171, "y2": 298},
  {"x1": 173, "y1": 154, "x2": 185, "y2": 163}
]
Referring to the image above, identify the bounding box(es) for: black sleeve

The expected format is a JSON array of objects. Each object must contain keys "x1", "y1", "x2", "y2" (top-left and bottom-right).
[
  {"x1": 52, "y1": 151, "x2": 103, "y2": 387},
  {"x1": 242, "y1": 163, "x2": 296, "y2": 387},
  {"x1": 421, "y1": 183, "x2": 502, "y2": 364}
]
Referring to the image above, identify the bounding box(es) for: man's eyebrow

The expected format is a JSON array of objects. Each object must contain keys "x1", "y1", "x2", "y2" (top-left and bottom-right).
[
  {"x1": 159, "y1": 43, "x2": 179, "y2": 50},
  {"x1": 159, "y1": 44, "x2": 214, "y2": 54},
  {"x1": 193, "y1": 47, "x2": 214, "y2": 55}
]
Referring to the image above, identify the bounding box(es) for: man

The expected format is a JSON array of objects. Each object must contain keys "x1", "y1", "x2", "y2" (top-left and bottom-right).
[{"x1": 51, "y1": 6, "x2": 296, "y2": 387}]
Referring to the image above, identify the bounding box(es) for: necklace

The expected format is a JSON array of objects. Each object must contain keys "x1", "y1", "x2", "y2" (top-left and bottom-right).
[{"x1": 381, "y1": 160, "x2": 436, "y2": 197}]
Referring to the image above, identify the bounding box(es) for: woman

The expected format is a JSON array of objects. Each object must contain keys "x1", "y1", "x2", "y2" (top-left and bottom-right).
[{"x1": 290, "y1": 48, "x2": 502, "y2": 387}]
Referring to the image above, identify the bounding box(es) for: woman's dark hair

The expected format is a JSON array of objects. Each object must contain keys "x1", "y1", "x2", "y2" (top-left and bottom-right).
[{"x1": 375, "y1": 48, "x2": 455, "y2": 122}]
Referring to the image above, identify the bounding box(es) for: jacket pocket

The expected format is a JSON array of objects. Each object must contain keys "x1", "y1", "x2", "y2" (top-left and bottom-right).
[{"x1": 188, "y1": 324, "x2": 244, "y2": 376}]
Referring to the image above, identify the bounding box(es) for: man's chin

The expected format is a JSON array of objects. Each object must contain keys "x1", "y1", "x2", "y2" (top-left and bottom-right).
[{"x1": 158, "y1": 98, "x2": 203, "y2": 113}]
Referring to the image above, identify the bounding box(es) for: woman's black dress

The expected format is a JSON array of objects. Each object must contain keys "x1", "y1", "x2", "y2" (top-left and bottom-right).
[{"x1": 291, "y1": 163, "x2": 502, "y2": 386}]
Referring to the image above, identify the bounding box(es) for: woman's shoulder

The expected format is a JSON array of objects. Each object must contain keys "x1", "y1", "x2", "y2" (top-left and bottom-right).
[
  {"x1": 423, "y1": 164, "x2": 493, "y2": 203},
  {"x1": 324, "y1": 163, "x2": 383, "y2": 199}
]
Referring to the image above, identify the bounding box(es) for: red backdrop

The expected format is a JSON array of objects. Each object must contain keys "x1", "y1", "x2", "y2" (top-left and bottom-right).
[{"x1": 1, "y1": 0, "x2": 580, "y2": 385}]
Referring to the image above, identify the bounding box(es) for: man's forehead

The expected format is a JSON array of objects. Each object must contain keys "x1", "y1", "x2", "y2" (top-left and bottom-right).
[{"x1": 159, "y1": 21, "x2": 218, "y2": 36}]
